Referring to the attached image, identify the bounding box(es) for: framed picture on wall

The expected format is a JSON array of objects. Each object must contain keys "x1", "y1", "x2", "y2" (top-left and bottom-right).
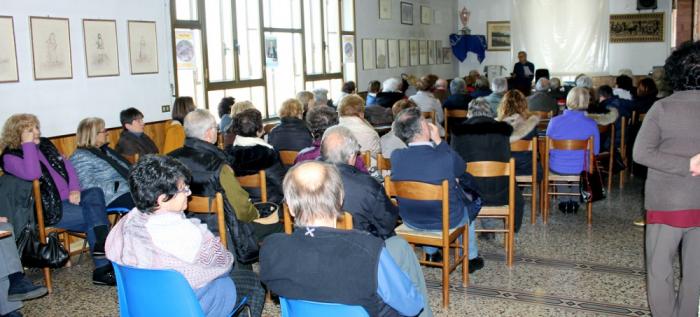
[
  {"x1": 442, "y1": 47, "x2": 451, "y2": 64},
  {"x1": 400, "y1": 2, "x2": 413, "y2": 25},
  {"x1": 387, "y1": 39, "x2": 399, "y2": 68},
  {"x1": 486, "y1": 21, "x2": 510, "y2": 51},
  {"x1": 420, "y1": 6, "x2": 433, "y2": 25},
  {"x1": 30, "y1": 16, "x2": 73, "y2": 80},
  {"x1": 409, "y1": 39, "x2": 418, "y2": 66},
  {"x1": 609, "y1": 13, "x2": 664, "y2": 43},
  {"x1": 376, "y1": 39, "x2": 387, "y2": 69},
  {"x1": 435, "y1": 40, "x2": 442, "y2": 62},
  {"x1": 128, "y1": 20, "x2": 159, "y2": 74},
  {"x1": 419, "y1": 40, "x2": 428, "y2": 65},
  {"x1": 379, "y1": 0, "x2": 391, "y2": 20},
  {"x1": 0, "y1": 16, "x2": 19, "y2": 83},
  {"x1": 362, "y1": 39, "x2": 375, "y2": 70},
  {"x1": 399, "y1": 39, "x2": 409, "y2": 67},
  {"x1": 427, "y1": 40, "x2": 434, "y2": 64},
  {"x1": 83, "y1": 19, "x2": 120, "y2": 77}
]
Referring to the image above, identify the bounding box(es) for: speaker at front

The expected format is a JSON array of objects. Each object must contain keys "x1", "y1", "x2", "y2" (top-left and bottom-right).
[{"x1": 637, "y1": 0, "x2": 657, "y2": 10}]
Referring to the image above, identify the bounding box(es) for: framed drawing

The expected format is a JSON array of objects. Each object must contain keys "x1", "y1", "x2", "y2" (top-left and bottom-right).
[
  {"x1": 419, "y1": 40, "x2": 428, "y2": 65},
  {"x1": 83, "y1": 19, "x2": 119, "y2": 77},
  {"x1": 610, "y1": 13, "x2": 664, "y2": 43},
  {"x1": 376, "y1": 39, "x2": 387, "y2": 69},
  {"x1": 409, "y1": 39, "x2": 418, "y2": 66},
  {"x1": 387, "y1": 39, "x2": 399, "y2": 68},
  {"x1": 30, "y1": 16, "x2": 73, "y2": 80},
  {"x1": 379, "y1": 0, "x2": 391, "y2": 20},
  {"x1": 128, "y1": 20, "x2": 159, "y2": 74},
  {"x1": 399, "y1": 39, "x2": 409, "y2": 67},
  {"x1": 342, "y1": 35, "x2": 355, "y2": 64},
  {"x1": 420, "y1": 6, "x2": 432, "y2": 25},
  {"x1": 435, "y1": 40, "x2": 442, "y2": 63},
  {"x1": 0, "y1": 16, "x2": 19, "y2": 83},
  {"x1": 486, "y1": 21, "x2": 510, "y2": 51},
  {"x1": 400, "y1": 2, "x2": 413, "y2": 25},
  {"x1": 442, "y1": 47, "x2": 451, "y2": 64},
  {"x1": 427, "y1": 40, "x2": 434, "y2": 64},
  {"x1": 362, "y1": 39, "x2": 375, "y2": 70}
]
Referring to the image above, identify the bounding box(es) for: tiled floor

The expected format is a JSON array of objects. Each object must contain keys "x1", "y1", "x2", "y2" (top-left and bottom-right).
[{"x1": 20, "y1": 175, "x2": 661, "y2": 316}]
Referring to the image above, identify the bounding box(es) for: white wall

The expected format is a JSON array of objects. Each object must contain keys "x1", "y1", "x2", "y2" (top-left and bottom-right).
[
  {"x1": 458, "y1": 0, "x2": 672, "y2": 77},
  {"x1": 0, "y1": 0, "x2": 174, "y2": 137},
  {"x1": 355, "y1": 0, "x2": 459, "y2": 89}
]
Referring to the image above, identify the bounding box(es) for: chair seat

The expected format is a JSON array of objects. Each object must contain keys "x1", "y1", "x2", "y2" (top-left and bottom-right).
[
  {"x1": 395, "y1": 224, "x2": 461, "y2": 239},
  {"x1": 479, "y1": 206, "x2": 509, "y2": 216},
  {"x1": 548, "y1": 172, "x2": 580, "y2": 182},
  {"x1": 515, "y1": 175, "x2": 533, "y2": 183}
]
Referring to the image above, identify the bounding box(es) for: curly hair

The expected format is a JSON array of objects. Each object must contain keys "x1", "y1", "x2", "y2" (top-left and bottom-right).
[
  {"x1": 415, "y1": 74, "x2": 438, "y2": 91},
  {"x1": 497, "y1": 90, "x2": 530, "y2": 120},
  {"x1": 0, "y1": 114, "x2": 40, "y2": 152},
  {"x1": 306, "y1": 106, "x2": 339, "y2": 140},
  {"x1": 128, "y1": 154, "x2": 192, "y2": 214},
  {"x1": 664, "y1": 40, "x2": 700, "y2": 91},
  {"x1": 279, "y1": 98, "x2": 304, "y2": 119},
  {"x1": 232, "y1": 108, "x2": 263, "y2": 137}
]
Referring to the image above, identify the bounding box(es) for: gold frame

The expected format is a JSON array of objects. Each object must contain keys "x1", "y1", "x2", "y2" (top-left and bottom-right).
[
  {"x1": 610, "y1": 13, "x2": 664, "y2": 43},
  {"x1": 486, "y1": 20, "x2": 510, "y2": 51}
]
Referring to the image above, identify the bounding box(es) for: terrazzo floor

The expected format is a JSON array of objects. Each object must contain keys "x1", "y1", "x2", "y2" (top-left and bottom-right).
[{"x1": 19, "y1": 175, "x2": 665, "y2": 316}]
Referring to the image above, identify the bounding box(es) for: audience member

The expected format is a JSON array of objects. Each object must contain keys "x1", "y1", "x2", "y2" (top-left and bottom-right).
[
  {"x1": 0, "y1": 114, "x2": 113, "y2": 285},
  {"x1": 218, "y1": 96, "x2": 235, "y2": 134},
  {"x1": 470, "y1": 77, "x2": 492, "y2": 98},
  {"x1": 464, "y1": 70, "x2": 481, "y2": 93},
  {"x1": 485, "y1": 77, "x2": 508, "y2": 115},
  {"x1": 334, "y1": 81, "x2": 356, "y2": 107},
  {"x1": 105, "y1": 155, "x2": 265, "y2": 317},
  {"x1": 633, "y1": 40, "x2": 700, "y2": 317},
  {"x1": 634, "y1": 78, "x2": 659, "y2": 114},
  {"x1": 260, "y1": 161, "x2": 425, "y2": 317},
  {"x1": 497, "y1": 91, "x2": 542, "y2": 178},
  {"x1": 390, "y1": 108, "x2": 482, "y2": 271},
  {"x1": 409, "y1": 75, "x2": 444, "y2": 124},
  {"x1": 115, "y1": 107, "x2": 158, "y2": 156},
  {"x1": 528, "y1": 78, "x2": 558, "y2": 114},
  {"x1": 433, "y1": 78, "x2": 449, "y2": 103},
  {"x1": 614, "y1": 74, "x2": 635, "y2": 101},
  {"x1": 295, "y1": 91, "x2": 315, "y2": 116},
  {"x1": 366, "y1": 80, "x2": 381, "y2": 105},
  {"x1": 443, "y1": 77, "x2": 472, "y2": 111},
  {"x1": 375, "y1": 78, "x2": 405, "y2": 108},
  {"x1": 576, "y1": 75, "x2": 598, "y2": 113},
  {"x1": 267, "y1": 98, "x2": 313, "y2": 151},
  {"x1": 337, "y1": 95, "x2": 381, "y2": 156},
  {"x1": 231, "y1": 100, "x2": 255, "y2": 117},
  {"x1": 548, "y1": 77, "x2": 567, "y2": 101},
  {"x1": 312, "y1": 88, "x2": 332, "y2": 108},
  {"x1": 380, "y1": 100, "x2": 417, "y2": 159},
  {"x1": 597, "y1": 85, "x2": 630, "y2": 147},
  {"x1": 163, "y1": 96, "x2": 196, "y2": 154}
]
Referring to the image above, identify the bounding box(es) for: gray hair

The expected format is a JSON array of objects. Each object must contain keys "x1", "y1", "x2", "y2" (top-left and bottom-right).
[
  {"x1": 320, "y1": 126, "x2": 359, "y2": 164},
  {"x1": 566, "y1": 87, "x2": 590, "y2": 110},
  {"x1": 312, "y1": 88, "x2": 329, "y2": 105},
  {"x1": 283, "y1": 161, "x2": 344, "y2": 226},
  {"x1": 535, "y1": 78, "x2": 550, "y2": 92},
  {"x1": 474, "y1": 77, "x2": 490, "y2": 89},
  {"x1": 382, "y1": 77, "x2": 402, "y2": 92},
  {"x1": 184, "y1": 109, "x2": 217, "y2": 140},
  {"x1": 550, "y1": 77, "x2": 561, "y2": 89},
  {"x1": 467, "y1": 97, "x2": 494, "y2": 118},
  {"x1": 491, "y1": 77, "x2": 508, "y2": 93},
  {"x1": 575, "y1": 76, "x2": 593, "y2": 89},
  {"x1": 393, "y1": 107, "x2": 423, "y2": 144},
  {"x1": 450, "y1": 77, "x2": 467, "y2": 95}
]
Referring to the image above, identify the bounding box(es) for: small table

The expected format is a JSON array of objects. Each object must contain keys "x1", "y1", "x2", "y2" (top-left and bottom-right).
[{"x1": 0, "y1": 230, "x2": 11, "y2": 239}]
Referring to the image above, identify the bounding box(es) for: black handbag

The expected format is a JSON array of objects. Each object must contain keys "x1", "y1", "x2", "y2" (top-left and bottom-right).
[
  {"x1": 223, "y1": 200, "x2": 260, "y2": 264},
  {"x1": 579, "y1": 158, "x2": 606, "y2": 203},
  {"x1": 16, "y1": 224, "x2": 69, "y2": 268}
]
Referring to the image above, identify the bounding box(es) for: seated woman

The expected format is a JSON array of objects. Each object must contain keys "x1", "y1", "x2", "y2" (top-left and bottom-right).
[
  {"x1": 70, "y1": 117, "x2": 135, "y2": 211},
  {"x1": 222, "y1": 100, "x2": 256, "y2": 147},
  {"x1": 218, "y1": 96, "x2": 235, "y2": 134},
  {"x1": 409, "y1": 74, "x2": 445, "y2": 136},
  {"x1": 225, "y1": 108, "x2": 285, "y2": 205},
  {"x1": 163, "y1": 96, "x2": 196, "y2": 154},
  {"x1": 106, "y1": 155, "x2": 264, "y2": 316},
  {"x1": 267, "y1": 99, "x2": 313, "y2": 151},
  {"x1": 337, "y1": 95, "x2": 381, "y2": 157},
  {"x1": 497, "y1": 90, "x2": 542, "y2": 178},
  {"x1": 0, "y1": 114, "x2": 113, "y2": 285}
]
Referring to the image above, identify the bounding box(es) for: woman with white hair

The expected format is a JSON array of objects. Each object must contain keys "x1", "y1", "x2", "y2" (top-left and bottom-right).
[
  {"x1": 484, "y1": 77, "x2": 509, "y2": 114},
  {"x1": 374, "y1": 77, "x2": 406, "y2": 108},
  {"x1": 312, "y1": 88, "x2": 331, "y2": 108}
]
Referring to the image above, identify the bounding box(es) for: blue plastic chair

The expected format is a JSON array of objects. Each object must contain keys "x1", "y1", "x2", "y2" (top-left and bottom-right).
[
  {"x1": 112, "y1": 263, "x2": 249, "y2": 317},
  {"x1": 279, "y1": 297, "x2": 369, "y2": 317},
  {"x1": 106, "y1": 207, "x2": 131, "y2": 225}
]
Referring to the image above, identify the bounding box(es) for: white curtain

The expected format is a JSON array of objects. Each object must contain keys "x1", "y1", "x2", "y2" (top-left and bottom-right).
[{"x1": 511, "y1": 0, "x2": 609, "y2": 75}]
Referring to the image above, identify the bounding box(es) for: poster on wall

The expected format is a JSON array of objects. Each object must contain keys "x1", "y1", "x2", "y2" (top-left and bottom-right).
[
  {"x1": 342, "y1": 35, "x2": 355, "y2": 64},
  {"x1": 375, "y1": 39, "x2": 387, "y2": 69},
  {"x1": 128, "y1": 20, "x2": 159, "y2": 74},
  {"x1": 399, "y1": 39, "x2": 409, "y2": 67},
  {"x1": 265, "y1": 36, "x2": 278, "y2": 68},
  {"x1": 427, "y1": 40, "x2": 435, "y2": 64},
  {"x1": 387, "y1": 39, "x2": 398, "y2": 68},
  {"x1": 419, "y1": 40, "x2": 428, "y2": 65},
  {"x1": 409, "y1": 40, "x2": 418, "y2": 66},
  {"x1": 83, "y1": 19, "x2": 119, "y2": 77},
  {"x1": 609, "y1": 13, "x2": 664, "y2": 43},
  {"x1": 175, "y1": 30, "x2": 195, "y2": 69},
  {"x1": 0, "y1": 16, "x2": 19, "y2": 83},
  {"x1": 362, "y1": 39, "x2": 375, "y2": 70},
  {"x1": 30, "y1": 17, "x2": 73, "y2": 80}
]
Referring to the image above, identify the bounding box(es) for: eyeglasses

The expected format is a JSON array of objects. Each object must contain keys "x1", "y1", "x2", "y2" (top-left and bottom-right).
[{"x1": 176, "y1": 185, "x2": 191, "y2": 195}]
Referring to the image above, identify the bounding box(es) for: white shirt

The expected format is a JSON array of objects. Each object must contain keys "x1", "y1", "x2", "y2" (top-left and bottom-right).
[
  {"x1": 409, "y1": 91, "x2": 445, "y2": 136},
  {"x1": 145, "y1": 212, "x2": 205, "y2": 263}
]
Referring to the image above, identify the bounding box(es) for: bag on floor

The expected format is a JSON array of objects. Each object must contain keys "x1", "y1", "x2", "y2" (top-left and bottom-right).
[
  {"x1": 579, "y1": 159, "x2": 606, "y2": 203},
  {"x1": 16, "y1": 224, "x2": 69, "y2": 268}
]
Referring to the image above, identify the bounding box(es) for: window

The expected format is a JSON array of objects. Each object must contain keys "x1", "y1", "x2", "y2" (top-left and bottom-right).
[{"x1": 205, "y1": 0, "x2": 235, "y2": 82}]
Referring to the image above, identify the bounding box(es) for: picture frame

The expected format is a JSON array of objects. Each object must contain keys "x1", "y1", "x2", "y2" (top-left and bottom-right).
[
  {"x1": 435, "y1": 40, "x2": 442, "y2": 63},
  {"x1": 420, "y1": 6, "x2": 432, "y2": 25},
  {"x1": 0, "y1": 16, "x2": 19, "y2": 83},
  {"x1": 409, "y1": 39, "x2": 418, "y2": 66},
  {"x1": 387, "y1": 39, "x2": 398, "y2": 68},
  {"x1": 127, "y1": 20, "x2": 159, "y2": 74},
  {"x1": 399, "y1": 39, "x2": 409, "y2": 67},
  {"x1": 610, "y1": 13, "x2": 664, "y2": 43},
  {"x1": 376, "y1": 38, "x2": 387, "y2": 69},
  {"x1": 442, "y1": 47, "x2": 451, "y2": 64},
  {"x1": 362, "y1": 39, "x2": 375, "y2": 70},
  {"x1": 342, "y1": 35, "x2": 355, "y2": 64},
  {"x1": 379, "y1": 0, "x2": 391, "y2": 20},
  {"x1": 83, "y1": 19, "x2": 120, "y2": 77},
  {"x1": 30, "y1": 16, "x2": 73, "y2": 80},
  {"x1": 419, "y1": 40, "x2": 428, "y2": 65},
  {"x1": 486, "y1": 21, "x2": 510, "y2": 51},
  {"x1": 427, "y1": 40, "x2": 435, "y2": 64},
  {"x1": 400, "y1": 2, "x2": 413, "y2": 25}
]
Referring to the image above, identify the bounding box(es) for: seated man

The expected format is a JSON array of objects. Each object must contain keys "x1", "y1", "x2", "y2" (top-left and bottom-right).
[
  {"x1": 528, "y1": 78, "x2": 558, "y2": 114},
  {"x1": 168, "y1": 110, "x2": 281, "y2": 246},
  {"x1": 105, "y1": 155, "x2": 265, "y2": 317},
  {"x1": 260, "y1": 161, "x2": 424, "y2": 317},
  {"x1": 380, "y1": 100, "x2": 417, "y2": 159},
  {"x1": 115, "y1": 107, "x2": 159, "y2": 157},
  {"x1": 390, "y1": 108, "x2": 483, "y2": 271}
]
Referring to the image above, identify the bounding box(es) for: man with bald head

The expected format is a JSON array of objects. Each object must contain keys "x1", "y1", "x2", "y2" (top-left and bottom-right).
[{"x1": 259, "y1": 161, "x2": 424, "y2": 316}]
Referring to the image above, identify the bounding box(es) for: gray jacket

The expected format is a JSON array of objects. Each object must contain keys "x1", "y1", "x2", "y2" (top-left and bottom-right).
[
  {"x1": 527, "y1": 92, "x2": 558, "y2": 114},
  {"x1": 69, "y1": 148, "x2": 130, "y2": 205},
  {"x1": 0, "y1": 174, "x2": 33, "y2": 234}
]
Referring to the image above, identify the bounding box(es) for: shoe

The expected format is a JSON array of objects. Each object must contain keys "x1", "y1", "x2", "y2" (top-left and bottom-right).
[
  {"x1": 424, "y1": 251, "x2": 443, "y2": 263},
  {"x1": 558, "y1": 201, "x2": 568, "y2": 214},
  {"x1": 8, "y1": 274, "x2": 48, "y2": 302},
  {"x1": 571, "y1": 201, "x2": 579, "y2": 214},
  {"x1": 468, "y1": 256, "x2": 485, "y2": 273},
  {"x1": 1, "y1": 310, "x2": 23, "y2": 317},
  {"x1": 633, "y1": 218, "x2": 646, "y2": 227},
  {"x1": 477, "y1": 232, "x2": 495, "y2": 241},
  {"x1": 92, "y1": 265, "x2": 116, "y2": 286}
]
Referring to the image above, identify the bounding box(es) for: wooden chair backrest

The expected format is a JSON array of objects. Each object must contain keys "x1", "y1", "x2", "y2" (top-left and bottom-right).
[
  {"x1": 236, "y1": 170, "x2": 268, "y2": 203},
  {"x1": 532, "y1": 111, "x2": 553, "y2": 119},
  {"x1": 279, "y1": 150, "x2": 299, "y2": 167},
  {"x1": 361, "y1": 151, "x2": 371, "y2": 169},
  {"x1": 384, "y1": 178, "x2": 450, "y2": 234},
  {"x1": 32, "y1": 180, "x2": 48, "y2": 243},
  {"x1": 124, "y1": 153, "x2": 139, "y2": 164},
  {"x1": 217, "y1": 133, "x2": 224, "y2": 149},
  {"x1": 422, "y1": 110, "x2": 437, "y2": 125},
  {"x1": 545, "y1": 136, "x2": 594, "y2": 173},
  {"x1": 282, "y1": 203, "x2": 353, "y2": 234},
  {"x1": 187, "y1": 193, "x2": 227, "y2": 248},
  {"x1": 443, "y1": 108, "x2": 468, "y2": 139},
  {"x1": 510, "y1": 139, "x2": 537, "y2": 178},
  {"x1": 466, "y1": 159, "x2": 515, "y2": 178},
  {"x1": 376, "y1": 153, "x2": 391, "y2": 174},
  {"x1": 263, "y1": 123, "x2": 278, "y2": 135}
]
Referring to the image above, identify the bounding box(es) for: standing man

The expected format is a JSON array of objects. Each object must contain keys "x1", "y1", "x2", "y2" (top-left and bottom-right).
[
  {"x1": 512, "y1": 51, "x2": 535, "y2": 96},
  {"x1": 633, "y1": 40, "x2": 700, "y2": 317}
]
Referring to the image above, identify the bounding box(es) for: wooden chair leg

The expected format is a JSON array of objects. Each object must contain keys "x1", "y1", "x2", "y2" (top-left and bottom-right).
[
  {"x1": 43, "y1": 267, "x2": 52, "y2": 293},
  {"x1": 530, "y1": 182, "x2": 537, "y2": 224},
  {"x1": 462, "y1": 229, "x2": 469, "y2": 287},
  {"x1": 442, "y1": 245, "x2": 450, "y2": 307},
  {"x1": 587, "y1": 201, "x2": 593, "y2": 225},
  {"x1": 544, "y1": 183, "x2": 550, "y2": 224}
]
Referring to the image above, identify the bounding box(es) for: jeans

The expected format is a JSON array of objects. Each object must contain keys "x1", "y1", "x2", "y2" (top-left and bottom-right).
[
  {"x1": 58, "y1": 188, "x2": 110, "y2": 268},
  {"x1": 404, "y1": 210, "x2": 479, "y2": 260}
]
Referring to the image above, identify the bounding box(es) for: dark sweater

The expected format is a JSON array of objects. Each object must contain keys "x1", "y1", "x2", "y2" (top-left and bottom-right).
[{"x1": 115, "y1": 130, "x2": 158, "y2": 156}]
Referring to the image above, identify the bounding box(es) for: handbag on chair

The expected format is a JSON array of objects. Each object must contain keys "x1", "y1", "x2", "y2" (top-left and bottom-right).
[{"x1": 579, "y1": 158, "x2": 606, "y2": 203}]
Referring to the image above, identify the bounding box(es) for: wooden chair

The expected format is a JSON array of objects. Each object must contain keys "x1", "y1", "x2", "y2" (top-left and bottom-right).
[
  {"x1": 532, "y1": 111, "x2": 553, "y2": 132},
  {"x1": 421, "y1": 110, "x2": 437, "y2": 125},
  {"x1": 618, "y1": 116, "x2": 628, "y2": 188},
  {"x1": 278, "y1": 150, "x2": 299, "y2": 167},
  {"x1": 124, "y1": 153, "x2": 139, "y2": 164},
  {"x1": 360, "y1": 151, "x2": 371, "y2": 169},
  {"x1": 187, "y1": 193, "x2": 227, "y2": 249},
  {"x1": 543, "y1": 137, "x2": 594, "y2": 225},
  {"x1": 282, "y1": 203, "x2": 353, "y2": 234},
  {"x1": 384, "y1": 178, "x2": 468, "y2": 307},
  {"x1": 263, "y1": 123, "x2": 278, "y2": 136},
  {"x1": 467, "y1": 159, "x2": 517, "y2": 267},
  {"x1": 217, "y1": 133, "x2": 224, "y2": 150},
  {"x1": 443, "y1": 108, "x2": 467, "y2": 140},
  {"x1": 236, "y1": 170, "x2": 268, "y2": 203},
  {"x1": 510, "y1": 139, "x2": 539, "y2": 224},
  {"x1": 596, "y1": 123, "x2": 616, "y2": 194},
  {"x1": 376, "y1": 153, "x2": 392, "y2": 176}
]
